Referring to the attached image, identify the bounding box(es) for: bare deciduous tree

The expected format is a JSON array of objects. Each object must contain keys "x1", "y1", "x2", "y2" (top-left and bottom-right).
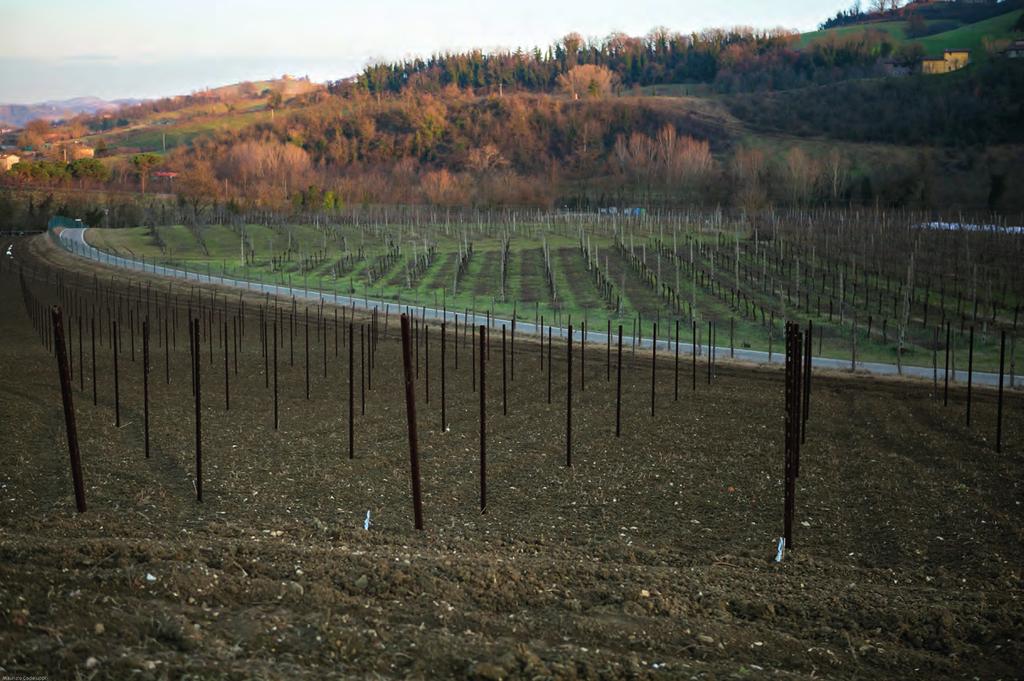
[{"x1": 557, "y1": 64, "x2": 617, "y2": 100}]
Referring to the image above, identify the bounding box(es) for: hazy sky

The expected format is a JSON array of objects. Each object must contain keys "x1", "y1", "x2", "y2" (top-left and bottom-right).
[{"x1": 0, "y1": 0, "x2": 849, "y2": 103}]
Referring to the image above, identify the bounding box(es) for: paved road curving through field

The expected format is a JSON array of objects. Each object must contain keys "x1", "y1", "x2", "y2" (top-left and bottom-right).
[{"x1": 52, "y1": 227, "x2": 1008, "y2": 387}]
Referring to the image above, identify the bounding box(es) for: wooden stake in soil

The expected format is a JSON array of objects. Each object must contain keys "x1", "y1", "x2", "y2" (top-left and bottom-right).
[
  {"x1": 967, "y1": 325, "x2": 975, "y2": 427},
  {"x1": 547, "y1": 326, "x2": 552, "y2": 405},
  {"x1": 113, "y1": 320, "x2": 121, "y2": 428},
  {"x1": 193, "y1": 318, "x2": 203, "y2": 503},
  {"x1": 615, "y1": 325, "x2": 623, "y2": 437},
  {"x1": 501, "y1": 324, "x2": 507, "y2": 416},
  {"x1": 143, "y1": 319, "x2": 151, "y2": 457},
  {"x1": 651, "y1": 322, "x2": 657, "y2": 417},
  {"x1": 223, "y1": 320, "x2": 230, "y2": 410},
  {"x1": 348, "y1": 321, "x2": 354, "y2": 459},
  {"x1": 783, "y1": 321, "x2": 803, "y2": 550},
  {"x1": 997, "y1": 329, "x2": 1006, "y2": 453},
  {"x1": 360, "y1": 325, "x2": 366, "y2": 416},
  {"x1": 707, "y1": 320, "x2": 712, "y2": 386},
  {"x1": 479, "y1": 324, "x2": 487, "y2": 513},
  {"x1": 566, "y1": 325, "x2": 573, "y2": 468},
  {"x1": 91, "y1": 315, "x2": 97, "y2": 406},
  {"x1": 441, "y1": 322, "x2": 447, "y2": 430},
  {"x1": 305, "y1": 309, "x2": 310, "y2": 400},
  {"x1": 399, "y1": 314, "x2": 424, "y2": 530},
  {"x1": 78, "y1": 315, "x2": 84, "y2": 393},
  {"x1": 944, "y1": 322, "x2": 951, "y2": 406},
  {"x1": 273, "y1": 320, "x2": 279, "y2": 431},
  {"x1": 674, "y1": 319, "x2": 679, "y2": 402},
  {"x1": 607, "y1": 319, "x2": 612, "y2": 382},
  {"x1": 802, "y1": 321, "x2": 812, "y2": 444},
  {"x1": 511, "y1": 319, "x2": 515, "y2": 382},
  {"x1": 51, "y1": 306, "x2": 86, "y2": 513},
  {"x1": 691, "y1": 321, "x2": 697, "y2": 392},
  {"x1": 580, "y1": 320, "x2": 586, "y2": 393}
]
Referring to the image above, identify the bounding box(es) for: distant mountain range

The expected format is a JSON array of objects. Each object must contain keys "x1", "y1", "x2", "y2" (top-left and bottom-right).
[{"x1": 0, "y1": 97, "x2": 143, "y2": 129}]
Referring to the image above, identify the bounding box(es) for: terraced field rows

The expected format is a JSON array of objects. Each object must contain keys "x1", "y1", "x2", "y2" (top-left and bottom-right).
[{"x1": 81, "y1": 211, "x2": 1023, "y2": 372}]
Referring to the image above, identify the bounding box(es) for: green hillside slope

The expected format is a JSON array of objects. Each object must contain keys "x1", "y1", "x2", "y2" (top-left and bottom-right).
[{"x1": 800, "y1": 8, "x2": 1022, "y2": 57}]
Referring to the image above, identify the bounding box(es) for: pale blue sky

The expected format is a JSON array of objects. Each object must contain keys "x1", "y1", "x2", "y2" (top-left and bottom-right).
[{"x1": 0, "y1": 0, "x2": 849, "y2": 103}]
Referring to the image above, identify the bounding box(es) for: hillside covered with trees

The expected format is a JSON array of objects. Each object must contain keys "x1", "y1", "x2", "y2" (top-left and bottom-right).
[{"x1": 3, "y1": 1, "x2": 1023, "y2": 221}]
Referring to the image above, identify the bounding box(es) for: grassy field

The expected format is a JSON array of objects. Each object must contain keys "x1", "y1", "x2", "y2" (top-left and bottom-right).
[
  {"x1": 799, "y1": 9, "x2": 1023, "y2": 58},
  {"x1": 798, "y1": 20, "x2": 921, "y2": 48},
  {"x1": 82, "y1": 212, "x2": 1023, "y2": 373},
  {"x1": 84, "y1": 108, "x2": 272, "y2": 153},
  {"x1": 916, "y1": 9, "x2": 1023, "y2": 57}
]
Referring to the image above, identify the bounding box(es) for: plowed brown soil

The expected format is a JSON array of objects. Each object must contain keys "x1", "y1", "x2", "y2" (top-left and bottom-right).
[{"x1": 0, "y1": 234, "x2": 1022, "y2": 680}]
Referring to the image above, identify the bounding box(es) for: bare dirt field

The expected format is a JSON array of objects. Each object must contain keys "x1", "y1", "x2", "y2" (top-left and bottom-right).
[{"x1": 0, "y1": 234, "x2": 1022, "y2": 680}]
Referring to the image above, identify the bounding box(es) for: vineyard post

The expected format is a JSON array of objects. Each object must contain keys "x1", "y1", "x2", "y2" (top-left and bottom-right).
[
  {"x1": 348, "y1": 321, "x2": 354, "y2": 459},
  {"x1": 501, "y1": 324, "x2": 507, "y2": 416},
  {"x1": 580, "y1": 320, "x2": 586, "y2": 393},
  {"x1": 547, "y1": 326, "x2": 552, "y2": 404},
  {"x1": 674, "y1": 319, "x2": 679, "y2": 402},
  {"x1": 692, "y1": 320, "x2": 697, "y2": 391},
  {"x1": 113, "y1": 320, "x2": 121, "y2": 427},
  {"x1": 91, "y1": 315, "x2": 97, "y2": 406},
  {"x1": 615, "y1": 325, "x2": 623, "y2": 437},
  {"x1": 399, "y1": 314, "x2": 424, "y2": 530},
  {"x1": 52, "y1": 306, "x2": 86, "y2": 513},
  {"x1": 193, "y1": 319, "x2": 202, "y2": 503},
  {"x1": 997, "y1": 329, "x2": 1005, "y2": 453},
  {"x1": 441, "y1": 322, "x2": 447, "y2": 431},
  {"x1": 360, "y1": 325, "x2": 366, "y2": 415},
  {"x1": 566, "y1": 324, "x2": 573, "y2": 468},
  {"x1": 511, "y1": 319, "x2": 515, "y2": 381},
  {"x1": 651, "y1": 322, "x2": 657, "y2": 417},
  {"x1": 540, "y1": 315, "x2": 545, "y2": 370},
  {"x1": 967, "y1": 325, "x2": 974, "y2": 427},
  {"x1": 606, "y1": 318, "x2": 611, "y2": 382},
  {"x1": 273, "y1": 320, "x2": 279, "y2": 430},
  {"x1": 730, "y1": 317, "x2": 735, "y2": 358},
  {"x1": 783, "y1": 322, "x2": 803, "y2": 551},
  {"x1": 224, "y1": 319, "x2": 230, "y2": 410},
  {"x1": 305, "y1": 309, "x2": 310, "y2": 400},
  {"x1": 802, "y1": 321, "x2": 812, "y2": 444},
  {"x1": 707, "y1": 320, "x2": 711, "y2": 386},
  {"x1": 944, "y1": 322, "x2": 951, "y2": 406},
  {"x1": 479, "y1": 324, "x2": 487, "y2": 512},
  {"x1": 78, "y1": 315, "x2": 84, "y2": 392},
  {"x1": 143, "y1": 319, "x2": 150, "y2": 457}
]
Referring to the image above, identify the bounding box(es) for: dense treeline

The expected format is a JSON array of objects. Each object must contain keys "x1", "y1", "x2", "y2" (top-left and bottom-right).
[
  {"x1": 350, "y1": 26, "x2": 905, "y2": 96},
  {"x1": 148, "y1": 92, "x2": 732, "y2": 210},
  {"x1": 6, "y1": 77, "x2": 1021, "y2": 213},
  {"x1": 0, "y1": 190, "x2": 149, "y2": 232},
  {"x1": 727, "y1": 60, "x2": 1024, "y2": 146}
]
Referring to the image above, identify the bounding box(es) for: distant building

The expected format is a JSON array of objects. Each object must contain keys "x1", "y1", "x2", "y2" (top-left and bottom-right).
[
  {"x1": 1005, "y1": 39, "x2": 1024, "y2": 59},
  {"x1": 0, "y1": 153, "x2": 19, "y2": 171},
  {"x1": 921, "y1": 49, "x2": 971, "y2": 74},
  {"x1": 881, "y1": 59, "x2": 912, "y2": 77},
  {"x1": 69, "y1": 144, "x2": 94, "y2": 160}
]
